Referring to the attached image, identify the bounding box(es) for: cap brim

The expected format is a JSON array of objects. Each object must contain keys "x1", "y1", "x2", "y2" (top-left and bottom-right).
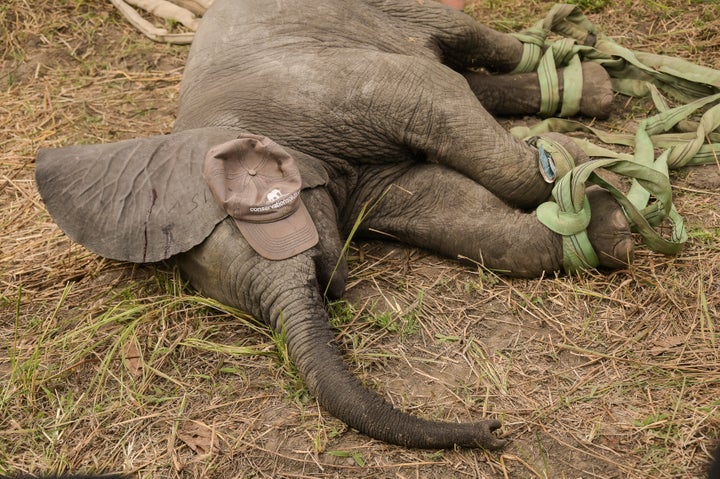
[{"x1": 234, "y1": 199, "x2": 319, "y2": 260}]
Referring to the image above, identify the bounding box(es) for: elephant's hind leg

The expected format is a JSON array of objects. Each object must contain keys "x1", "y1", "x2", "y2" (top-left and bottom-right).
[
  {"x1": 348, "y1": 163, "x2": 632, "y2": 277},
  {"x1": 464, "y1": 62, "x2": 613, "y2": 119}
]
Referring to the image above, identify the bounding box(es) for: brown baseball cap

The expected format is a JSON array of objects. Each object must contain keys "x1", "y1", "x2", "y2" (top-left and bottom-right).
[{"x1": 203, "y1": 135, "x2": 319, "y2": 260}]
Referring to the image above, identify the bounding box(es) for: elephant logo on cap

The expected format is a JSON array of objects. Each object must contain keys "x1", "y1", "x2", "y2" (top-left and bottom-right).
[{"x1": 266, "y1": 189, "x2": 283, "y2": 203}]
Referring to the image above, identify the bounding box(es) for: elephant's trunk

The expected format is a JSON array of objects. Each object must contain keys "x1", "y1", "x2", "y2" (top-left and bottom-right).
[
  {"x1": 273, "y1": 283, "x2": 506, "y2": 450},
  {"x1": 176, "y1": 219, "x2": 505, "y2": 450}
]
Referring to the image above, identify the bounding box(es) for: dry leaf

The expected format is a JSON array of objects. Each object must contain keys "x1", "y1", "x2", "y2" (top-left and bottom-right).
[
  {"x1": 178, "y1": 421, "x2": 216, "y2": 454},
  {"x1": 649, "y1": 335, "x2": 686, "y2": 355},
  {"x1": 123, "y1": 339, "x2": 143, "y2": 376}
]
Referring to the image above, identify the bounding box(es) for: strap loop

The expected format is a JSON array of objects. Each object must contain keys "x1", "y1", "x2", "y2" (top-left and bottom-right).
[
  {"x1": 510, "y1": 28, "x2": 546, "y2": 74},
  {"x1": 559, "y1": 55, "x2": 583, "y2": 117},
  {"x1": 538, "y1": 53, "x2": 560, "y2": 116}
]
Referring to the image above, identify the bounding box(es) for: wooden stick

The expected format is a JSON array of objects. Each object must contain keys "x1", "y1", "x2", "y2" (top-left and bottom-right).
[
  {"x1": 125, "y1": 0, "x2": 199, "y2": 30},
  {"x1": 166, "y1": 0, "x2": 210, "y2": 16},
  {"x1": 109, "y1": 0, "x2": 196, "y2": 44}
]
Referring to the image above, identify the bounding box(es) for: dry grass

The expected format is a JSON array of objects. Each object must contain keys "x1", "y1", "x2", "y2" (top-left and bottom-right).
[{"x1": 1, "y1": 0, "x2": 719, "y2": 478}]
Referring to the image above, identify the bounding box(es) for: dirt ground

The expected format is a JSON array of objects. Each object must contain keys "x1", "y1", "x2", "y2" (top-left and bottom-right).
[{"x1": 1, "y1": 1, "x2": 719, "y2": 478}]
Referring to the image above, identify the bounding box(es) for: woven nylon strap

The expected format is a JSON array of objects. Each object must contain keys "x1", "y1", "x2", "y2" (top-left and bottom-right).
[
  {"x1": 527, "y1": 91, "x2": 720, "y2": 272},
  {"x1": 510, "y1": 4, "x2": 720, "y2": 273},
  {"x1": 509, "y1": 4, "x2": 720, "y2": 102}
]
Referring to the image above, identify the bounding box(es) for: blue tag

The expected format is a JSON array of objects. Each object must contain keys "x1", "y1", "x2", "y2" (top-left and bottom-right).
[{"x1": 538, "y1": 143, "x2": 557, "y2": 183}]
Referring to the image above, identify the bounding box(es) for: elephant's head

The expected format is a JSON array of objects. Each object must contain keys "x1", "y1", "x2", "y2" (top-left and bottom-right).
[{"x1": 35, "y1": 126, "x2": 508, "y2": 450}]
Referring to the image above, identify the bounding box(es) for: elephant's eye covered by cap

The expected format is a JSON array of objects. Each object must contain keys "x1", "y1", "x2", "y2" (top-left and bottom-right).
[{"x1": 203, "y1": 136, "x2": 319, "y2": 260}]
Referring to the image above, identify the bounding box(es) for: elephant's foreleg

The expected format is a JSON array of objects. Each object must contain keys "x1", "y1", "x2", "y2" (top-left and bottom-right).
[
  {"x1": 348, "y1": 163, "x2": 633, "y2": 277},
  {"x1": 361, "y1": 56, "x2": 553, "y2": 210}
]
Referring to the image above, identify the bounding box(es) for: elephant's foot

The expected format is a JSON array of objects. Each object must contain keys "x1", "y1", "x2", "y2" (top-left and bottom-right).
[
  {"x1": 585, "y1": 186, "x2": 634, "y2": 269},
  {"x1": 465, "y1": 62, "x2": 613, "y2": 119},
  {"x1": 525, "y1": 136, "x2": 633, "y2": 270},
  {"x1": 574, "y1": 62, "x2": 614, "y2": 119}
]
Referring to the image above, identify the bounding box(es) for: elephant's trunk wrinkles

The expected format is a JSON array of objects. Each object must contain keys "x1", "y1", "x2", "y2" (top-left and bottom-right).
[{"x1": 273, "y1": 285, "x2": 506, "y2": 450}]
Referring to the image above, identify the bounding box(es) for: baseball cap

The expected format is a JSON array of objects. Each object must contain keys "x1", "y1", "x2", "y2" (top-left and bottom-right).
[{"x1": 203, "y1": 135, "x2": 319, "y2": 260}]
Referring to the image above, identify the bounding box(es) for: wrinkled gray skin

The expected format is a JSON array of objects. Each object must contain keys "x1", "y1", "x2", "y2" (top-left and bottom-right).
[{"x1": 36, "y1": 0, "x2": 631, "y2": 450}]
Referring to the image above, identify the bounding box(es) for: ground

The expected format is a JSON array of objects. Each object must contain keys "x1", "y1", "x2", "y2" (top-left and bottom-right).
[{"x1": 1, "y1": 0, "x2": 719, "y2": 478}]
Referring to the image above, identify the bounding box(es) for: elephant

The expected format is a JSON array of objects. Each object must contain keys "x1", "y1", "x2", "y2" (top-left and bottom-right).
[{"x1": 35, "y1": 0, "x2": 634, "y2": 450}]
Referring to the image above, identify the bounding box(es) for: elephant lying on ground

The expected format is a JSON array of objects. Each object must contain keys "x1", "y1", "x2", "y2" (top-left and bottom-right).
[{"x1": 35, "y1": 0, "x2": 633, "y2": 450}]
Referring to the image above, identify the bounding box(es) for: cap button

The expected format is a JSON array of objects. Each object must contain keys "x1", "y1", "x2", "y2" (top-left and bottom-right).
[{"x1": 248, "y1": 169, "x2": 257, "y2": 176}]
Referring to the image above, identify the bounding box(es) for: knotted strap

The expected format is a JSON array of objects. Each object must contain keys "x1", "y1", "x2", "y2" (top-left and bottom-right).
[
  {"x1": 510, "y1": 4, "x2": 720, "y2": 118},
  {"x1": 511, "y1": 4, "x2": 720, "y2": 98},
  {"x1": 511, "y1": 4, "x2": 720, "y2": 273},
  {"x1": 525, "y1": 90, "x2": 720, "y2": 272}
]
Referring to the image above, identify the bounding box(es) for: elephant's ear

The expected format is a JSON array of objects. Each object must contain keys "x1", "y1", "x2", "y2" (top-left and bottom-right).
[{"x1": 35, "y1": 128, "x2": 245, "y2": 263}]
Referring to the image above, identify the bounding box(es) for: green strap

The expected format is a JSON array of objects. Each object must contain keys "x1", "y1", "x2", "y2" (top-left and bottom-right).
[
  {"x1": 559, "y1": 55, "x2": 583, "y2": 117},
  {"x1": 536, "y1": 195, "x2": 597, "y2": 273},
  {"x1": 530, "y1": 92, "x2": 720, "y2": 271},
  {"x1": 527, "y1": 4, "x2": 720, "y2": 100},
  {"x1": 512, "y1": 29, "x2": 586, "y2": 117},
  {"x1": 536, "y1": 153, "x2": 684, "y2": 272},
  {"x1": 510, "y1": 29, "x2": 544, "y2": 74},
  {"x1": 510, "y1": 4, "x2": 720, "y2": 115},
  {"x1": 538, "y1": 50, "x2": 560, "y2": 116},
  {"x1": 513, "y1": 4, "x2": 720, "y2": 273}
]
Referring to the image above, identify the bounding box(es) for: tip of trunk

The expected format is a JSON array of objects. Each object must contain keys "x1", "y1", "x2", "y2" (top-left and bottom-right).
[{"x1": 284, "y1": 306, "x2": 507, "y2": 450}]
